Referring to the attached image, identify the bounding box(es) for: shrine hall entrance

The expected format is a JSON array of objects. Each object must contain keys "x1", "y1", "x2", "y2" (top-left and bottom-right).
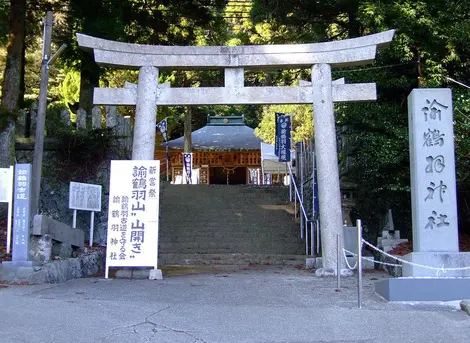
[{"x1": 210, "y1": 166, "x2": 247, "y2": 185}]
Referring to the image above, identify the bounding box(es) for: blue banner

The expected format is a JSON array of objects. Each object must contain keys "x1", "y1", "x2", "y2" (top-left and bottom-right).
[
  {"x1": 183, "y1": 153, "x2": 192, "y2": 184},
  {"x1": 278, "y1": 115, "x2": 291, "y2": 162},
  {"x1": 274, "y1": 113, "x2": 283, "y2": 156},
  {"x1": 156, "y1": 118, "x2": 168, "y2": 141}
]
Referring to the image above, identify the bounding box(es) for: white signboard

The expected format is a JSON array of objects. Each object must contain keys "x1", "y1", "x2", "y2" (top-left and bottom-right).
[
  {"x1": 0, "y1": 167, "x2": 13, "y2": 203},
  {"x1": 69, "y1": 182, "x2": 102, "y2": 212},
  {"x1": 106, "y1": 160, "x2": 160, "y2": 271},
  {"x1": 0, "y1": 166, "x2": 14, "y2": 254},
  {"x1": 408, "y1": 88, "x2": 458, "y2": 252}
]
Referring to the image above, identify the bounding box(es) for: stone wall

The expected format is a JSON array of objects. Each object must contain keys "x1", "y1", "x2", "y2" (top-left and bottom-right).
[{"x1": 0, "y1": 250, "x2": 105, "y2": 283}]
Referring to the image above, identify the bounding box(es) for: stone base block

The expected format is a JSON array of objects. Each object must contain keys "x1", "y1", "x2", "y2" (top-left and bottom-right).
[
  {"x1": 375, "y1": 277, "x2": 470, "y2": 302},
  {"x1": 402, "y1": 252, "x2": 470, "y2": 277},
  {"x1": 305, "y1": 258, "x2": 315, "y2": 269},
  {"x1": 114, "y1": 268, "x2": 163, "y2": 280},
  {"x1": 30, "y1": 235, "x2": 52, "y2": 263},
  {"x1": 149, "y1": 269, "x2": 163, "y2": 280},
  {"x1": 114, "y1": 268, "x2": 150, "y2": 279},
  {"x1": 33, "y1": 215, "x2": 84, "y2": 249}
]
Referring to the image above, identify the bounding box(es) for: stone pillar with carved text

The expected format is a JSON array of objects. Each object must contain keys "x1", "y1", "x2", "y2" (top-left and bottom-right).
[{"x1": 402, "y1": 88, "x2": 470, "y2": 277}]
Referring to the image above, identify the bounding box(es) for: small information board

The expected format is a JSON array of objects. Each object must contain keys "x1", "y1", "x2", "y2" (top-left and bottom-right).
[
  {"x1": 68, "y1": 181, "x2": 102, "y2": 247},
  {"x1": 69, "y1": 182, "x2": 102, "y2": 212},
  {"x1": 105, "y1": 160, "x2": 160, "y2": 278}
]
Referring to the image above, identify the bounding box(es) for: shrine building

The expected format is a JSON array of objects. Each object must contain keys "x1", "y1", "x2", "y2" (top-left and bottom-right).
[{"x1": 155, "y1": 116, "x2": 262, "y2": 185}]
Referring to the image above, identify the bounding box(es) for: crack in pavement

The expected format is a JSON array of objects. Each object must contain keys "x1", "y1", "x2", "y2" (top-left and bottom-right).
[
  {"x1": 99, "y1": 305, "x2": 207, "y2": 342},
  {"x1": 147, "y1": 322, "x2": 208, "y2": 343},
  {"x1": 99, "y1": 305, "x2": 208, "y2": 343},
  {"x1": 144, "y1": 305, "x2": 208, "y2": 343}
]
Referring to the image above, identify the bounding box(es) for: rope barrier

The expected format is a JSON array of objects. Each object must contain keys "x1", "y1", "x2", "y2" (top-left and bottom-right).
[
  {"x1": 343, "y1": 249, "x2": 403, "y2": 268},
  {"x1": 342, "y1": 248, "x2": 358, "y2": 270},
  {"x1": 362, "y1": 239, "x2": 470, "y2": 272}
]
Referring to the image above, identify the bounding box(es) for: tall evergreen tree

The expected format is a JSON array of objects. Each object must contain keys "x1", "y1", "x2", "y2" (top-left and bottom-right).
[{"x1": 0, "y1": 0, "x2": 27, "y2": 169}]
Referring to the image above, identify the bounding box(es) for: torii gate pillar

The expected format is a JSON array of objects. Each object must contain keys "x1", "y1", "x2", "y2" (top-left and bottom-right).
[
  {"x1": 312, "y1": 64, "x2": 346, "y2": 275},
  {"x1": 132, "y1": 66, "x2": 159, "y2": 160}
]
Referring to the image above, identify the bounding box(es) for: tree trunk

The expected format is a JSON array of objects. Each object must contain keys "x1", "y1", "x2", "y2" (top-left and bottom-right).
[
  {"x1": 78, "y1": 53, "x2": 100, "y2": 127},
  {"x1": 183, "y1": 106, "x2": 192, "y2": 153},
  {"x1": 0, "y1": 0, "x2": 27, "y2": 168},
  {"x1": 347, "y1": 1, "x2": 361, "y2": 38}
]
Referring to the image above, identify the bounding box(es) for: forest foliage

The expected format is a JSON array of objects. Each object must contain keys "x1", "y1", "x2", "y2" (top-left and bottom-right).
[{"x1": 0, "y1": 0, "x2": 469, "y2": 236}]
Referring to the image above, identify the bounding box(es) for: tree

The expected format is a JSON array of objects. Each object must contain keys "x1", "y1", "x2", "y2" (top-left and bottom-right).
[
  {"x1": 255, "y1": 104, "x2": 313, "y2": 144},
  {"x1": 251, "y1": 0, "x2": 470, "y2": 236},
  {"x1": 0, "y1": 0, "x2": 27, "y2": 169}
]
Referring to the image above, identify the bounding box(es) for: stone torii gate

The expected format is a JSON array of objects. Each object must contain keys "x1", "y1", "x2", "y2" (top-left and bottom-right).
[{"x1": 77, "y1": 30, "x2": 394, "y2": 274}]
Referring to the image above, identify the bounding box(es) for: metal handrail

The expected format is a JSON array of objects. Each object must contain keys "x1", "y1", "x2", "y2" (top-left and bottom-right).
[
  {"x1": 288, "y1": 163, "x2": 315, "y2": 256},
  {"x1": 288, "y1": 163, "x2": 309, "y2": 220}
]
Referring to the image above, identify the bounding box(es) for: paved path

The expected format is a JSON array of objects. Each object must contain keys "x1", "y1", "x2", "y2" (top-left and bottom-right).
[{"x1": 0, "y1": 266, "x2": 469, "y2": 343}]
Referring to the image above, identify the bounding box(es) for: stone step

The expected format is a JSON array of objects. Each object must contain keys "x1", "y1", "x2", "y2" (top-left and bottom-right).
[
  {"x1": 160, "y1": 230, "x2": 300, "y2": 238},
  {"x1": 160, "y1": 230, "x2": 299, "y2": 237},
  {"x1": 159, "y1": 244, "x2": 304, "y2": 255},
  {"x1": 159, "y1": 238, "x2": 303, "y2": 245},
  {"x1": 159, "y1": 185, "x2": 304, "y2": 266},
  {"x1": 159, "y1": 253, "x2": 306, "y2": 266}
]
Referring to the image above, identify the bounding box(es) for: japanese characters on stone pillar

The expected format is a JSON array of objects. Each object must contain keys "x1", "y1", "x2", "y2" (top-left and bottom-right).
[
  {"x1": 105, "y1": 160, "x2": 161, "y2": 279},
  {"x1": 408, "y1": 89, "x2": 458, "y2": 252},
  {"x1": 12, "y1": 164, "x2": 32, "y2": 262}
]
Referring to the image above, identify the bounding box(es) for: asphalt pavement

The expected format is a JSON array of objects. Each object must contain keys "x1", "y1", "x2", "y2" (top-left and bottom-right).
[{"x1": 0, "y1": 265, "x2": 469, "y2": 343}]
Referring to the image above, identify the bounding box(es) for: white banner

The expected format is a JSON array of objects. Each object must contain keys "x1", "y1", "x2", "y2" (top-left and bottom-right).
[
  {"x1": 106, "y1": 160, "x2": 160, "y2": 268},
  {"x1": 69, "y1": 182, "x2": 102, "y2": 212}
]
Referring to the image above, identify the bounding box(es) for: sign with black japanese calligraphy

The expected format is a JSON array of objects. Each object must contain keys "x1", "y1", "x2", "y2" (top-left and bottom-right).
[
  {"x1": 69, "y1": 182, "x2": 102, "y2": 212},
  {"x1": 278, "y1": 115, "x2": 291, "y2": 162},
  {"x1": 12, "y1": 164, "x2": 32, "y2": 262},
  {"x1": 106, "y1": 160, "x2": 160, "y2": 268},
  {"x1": 408, "y1": 89, "x2": 458, "y2": 252}
]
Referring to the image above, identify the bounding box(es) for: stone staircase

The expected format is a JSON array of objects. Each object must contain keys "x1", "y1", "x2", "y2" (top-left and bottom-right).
[{"x1": 158, "y1": 184, "x2": 305, "y2": 267}]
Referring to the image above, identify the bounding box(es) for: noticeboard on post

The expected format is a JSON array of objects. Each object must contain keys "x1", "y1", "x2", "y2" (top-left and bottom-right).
[
  {"x1": 106, "y1": 160, "x2": 160, "y2": 269},
  {"x1": 69, "y1": 182, "x2": 102, "y2": 212}
]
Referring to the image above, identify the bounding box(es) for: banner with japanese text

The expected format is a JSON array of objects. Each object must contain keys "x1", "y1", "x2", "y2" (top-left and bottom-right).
[
  {"x1": 156, "y1": 118, "x2": 168, "y2": 141},
  {"x1": 106, "y1": 160, "x2": 160, "y2": 268},
  {"x1": 274, "y1": 113, "x2": 283, "y2": 156},
  {"x1": 183, "y1": 153, "x2": 193, "y2": 184},
  {"x1": 278, "y1": 115, "x2": 291, "y2": 162}
]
